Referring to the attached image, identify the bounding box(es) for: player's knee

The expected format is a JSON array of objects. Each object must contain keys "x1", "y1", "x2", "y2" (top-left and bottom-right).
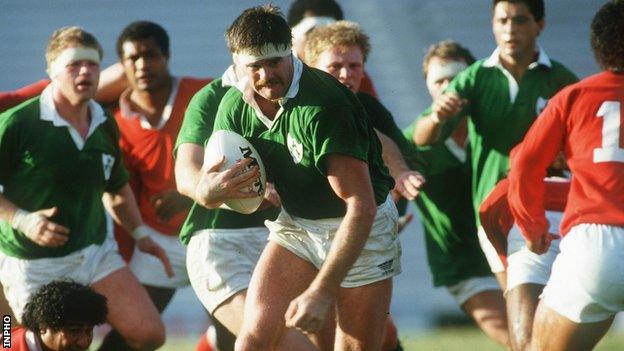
[
  {"x1": 124, "y1": 319, "x2": 166, "y2": 350},
  {"x1": 235, "y1": 331, "x2": 278, "y2": 351}
]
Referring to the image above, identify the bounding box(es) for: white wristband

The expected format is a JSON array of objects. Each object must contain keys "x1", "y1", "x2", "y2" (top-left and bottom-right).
[
  {"x1": 131, "y1": 225, "x2": 151, "y2": 241},
  {"x1": 430, "y1": 113, "x2": 442, "y2": 124},
  {"x1": 11, "y1": 209, "x2": 44, "y2": 234}
]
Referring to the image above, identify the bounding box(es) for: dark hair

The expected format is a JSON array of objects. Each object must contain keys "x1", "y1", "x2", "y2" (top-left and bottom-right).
[
  {"x1": 116, "y1": 21, "x2": 170, "y2": 59},
  {"x1": 226, "y1": 5, "x2": 292, "y2": 55},
  {"x1": 422, "y1": 40, "x2": 476, "y2": 78},
  {"x1": 287, "y1": 0, "x2": 344, "y2": 26},
  {"x1": 590, "y1": 0, "x2": 624, "y2": 71},
  {"x1": 22, "y1": 281, "x2": 108, "y2": 332},
  {"x1": 492, "y1": 0, "x2": 544, "y2": 21}
]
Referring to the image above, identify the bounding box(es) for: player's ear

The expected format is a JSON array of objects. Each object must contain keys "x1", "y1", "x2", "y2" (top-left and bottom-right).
[{"x1": 536, "y1": 18, "x2": 545, "y2": 36}]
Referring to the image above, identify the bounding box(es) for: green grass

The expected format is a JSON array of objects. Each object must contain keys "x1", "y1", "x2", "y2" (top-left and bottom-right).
[{"x1": 153, "y1": 326, "x2": 624, "y2": 350}]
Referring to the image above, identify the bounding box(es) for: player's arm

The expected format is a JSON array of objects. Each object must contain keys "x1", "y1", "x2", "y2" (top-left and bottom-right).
[
  {"x1": 412, "y1": 93, "x2": 466, "y2": 146},
  {"x1": 507, "y1": 101, "x2": 566, "y2": 254},
  {"x1": 102, "y1": 184, "x2": 173, "y2": 276},
  {"x1": 0, "y1": 193, "x2": 69, "y2": 247},
  {"x1": 375, "y1": 130, "x2": 424, "y2": 200},
  {"x1": 95, "y1": 63, "x2": 128, "y2": 105},
  {"x1": 285, "y1": 153, "x2": 376, "y2": 333}
]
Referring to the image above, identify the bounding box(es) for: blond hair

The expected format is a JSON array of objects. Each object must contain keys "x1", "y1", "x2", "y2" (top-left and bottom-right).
[
  {"x1": 304, "y1": 20, "x2": 370, "y2": 66},
  {"x1": 45, "y1": 26, "x2": 103, "y2": 67}
]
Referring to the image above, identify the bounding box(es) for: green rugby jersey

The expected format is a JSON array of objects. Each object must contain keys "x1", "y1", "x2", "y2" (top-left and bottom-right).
[
  {"x1": 0, "y1": 92, "x2": 128, "y2": 259},
  {"x1": 175, "y1": 75, "x2": 279, "y2": 245},
  {"x1": 404, "y1": 118, "x2": 491, "y2": 286},
  {"x1": 439, "y1": 48, "x2": 577, "y2": 224},
  {"x1": 214, "y1": 63, "x2": 394, "y2": 219}
]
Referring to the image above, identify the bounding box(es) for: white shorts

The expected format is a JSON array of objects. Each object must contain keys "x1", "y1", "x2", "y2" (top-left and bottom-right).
[
  {"x1": 477, "y1": 226, "x2": 505, "y2": 273},
  {"x1": 186, "y1": 227, "x2": 268, "y2": 314},
  {"x1": 0, "y1": 235, "x2": 125, "y2": 321},
  {"x1": 130, "y1": 231, "x2": 189, "y2": 288},
  {"x1": 542, "y1": 223, "x2": 624, "y2": 323},
  {"x1": 506, "y1": 211, "x2": 562, "y2": 292},
  {"x1": 267, "y1": 196, "x2": 401, "y2": 288},
  {"x1": 446, "y1": 276, "x2": 501, "y2": 306}
]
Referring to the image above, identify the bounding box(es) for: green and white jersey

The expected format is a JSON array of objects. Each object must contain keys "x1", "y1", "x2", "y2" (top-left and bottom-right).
[
  {"x1": 439, "y1": 48, "x2": 577, "y2": 224},
  {"x1": 214, "y1": 58, "x2": 393, "y2": 219},
  {"x1": 175, "y1": 68, "x2": 279, "y2": 245},
  {"x1": 0, "y1": 86, "x2": 129, "y2": 259}
]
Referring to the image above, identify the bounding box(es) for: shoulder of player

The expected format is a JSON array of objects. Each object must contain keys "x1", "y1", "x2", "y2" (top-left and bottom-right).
[
  {"x1": 0, "y1": 95, "x2": 42, "y2": 128},
  {"x1": 178, "y1": 76, "x2": 213, "y2": 95},
  {"x1": 188, "y1": 78, "x2": 229, "y2": 106},
  {"x1": 297, "y1": 66, "x2": 354, "y2": 106}
]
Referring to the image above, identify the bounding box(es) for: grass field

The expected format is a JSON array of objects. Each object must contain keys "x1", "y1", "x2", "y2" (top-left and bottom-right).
[{"x1": 152, "y1": 326, "x2": 624, "y2": 350}]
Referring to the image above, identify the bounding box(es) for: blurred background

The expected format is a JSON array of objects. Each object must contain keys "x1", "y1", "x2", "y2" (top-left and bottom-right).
[{"x1": 0, "y1": 0, "x2": 617, "y2": 349}]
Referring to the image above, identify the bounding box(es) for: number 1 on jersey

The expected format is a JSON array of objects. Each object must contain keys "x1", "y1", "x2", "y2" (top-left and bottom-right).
[{"x1": 594, "y1": 101, "x2": 624, "y2": 163}]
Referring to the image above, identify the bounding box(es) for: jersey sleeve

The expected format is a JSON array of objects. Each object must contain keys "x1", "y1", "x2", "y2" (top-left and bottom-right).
[
  {"x1": 104, "y1": 117, "x2": 130, "y2": 192},
  {"x1": 0, "y1": 113, "x2": 21, "y2": 186},
  {"x1": 174, "y1": 80, "x2": 226, "y2": 156},
  {"x1": 308, "y1": 104, "x2": 370, "y2": 175},
  {"x1": 479, "y1": 178, "x2": 513, "y2": 263},
  {"x1": 507, "y1": 93, "x2": 567, "y2": 242}
]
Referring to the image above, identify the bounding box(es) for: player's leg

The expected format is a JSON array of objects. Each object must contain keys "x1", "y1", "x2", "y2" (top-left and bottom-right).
[
  {"x1": 505, "y1": 221, "x2": 560, "y2": 350},
  {"x1": 235, "y1": 241, "x2": 318, "y2": 351},
  {"x1": 93, "y1": 267, "x2": 165, "y2": 351},
  {"x1": 531, "y1": 303, "x2": 614, "y2": 351},
  {"x1": 506, "y1": 283, "x2": 542, "y2": 350},
  {"x1": 334, "y1": 278, "x2": 393, "y2": 351},
  {"x1": 531, "y1": 224, "x2": 624, "y2": 350},
  {"x1": 455, "y1": 283, "x2": 508, "y2": 347}
]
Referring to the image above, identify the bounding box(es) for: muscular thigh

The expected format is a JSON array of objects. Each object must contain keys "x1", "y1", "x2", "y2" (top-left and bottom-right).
[{"x1": 243, "y1": 242, "x2": 318, "y2": 335}]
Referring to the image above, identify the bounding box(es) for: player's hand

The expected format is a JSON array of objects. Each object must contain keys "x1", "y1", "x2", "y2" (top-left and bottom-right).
[
  {"x1": 394, "y1": 170, "x2": 425, "y2": 200},
  {"x1": 136, "y1": 235, "x2": 174, "y2": 278},
  {"x1": 195, "y1": 156, "x2": 260, "y2": 208},
  {"x1": 431, "y1": 93, "x2": 466, "y2": 123},
  {"x1": 526, "y1": 232, "x2": 560, "y2": 254},
  {"x1": 151, "y1": 190, "x2": 192, "y2": 222},
  {"x1": 14, "y1": 207, "x2": 70, "y2": 247},
  {"x1": 263, "y1": 182, "x2": 281, "y2": 208},
  {"x1": 285, "y1": 287, "x2": 334, "y2": 334}
]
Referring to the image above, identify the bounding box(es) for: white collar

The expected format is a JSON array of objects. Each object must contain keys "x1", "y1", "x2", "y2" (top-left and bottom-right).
[
  {"x1": 39, "y1": 84, "x2": 107, "y2": 150},
  {"x1": 483, "y1": 46, "x2": 552, "y2": 69},
  {"x1": 25, "y1": 329, "x2": 43, "y2": 351},
  {"x1": 118, "y1": 77, "x2": 180, "y2": 130},
  {"x1": 221, "y1": 65, "x2": 238, "y2": 87},
  {"x1": 234, "y1": 55, "x2": 303, "y2": 128}
]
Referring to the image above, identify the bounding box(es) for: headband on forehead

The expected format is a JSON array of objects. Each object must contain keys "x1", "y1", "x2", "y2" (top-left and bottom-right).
[
  {"x1": 233, "y1": 43, "x2": 292, "y2": 65},
  {"x1": 48, "y1": 47, "x2": 100, "y2": 78},
  {"x1": 426, "y1": 61, "x2": 467, "y2": 85},
  {"x1": 291, "y1": 16, "x2": 336, "y2": 41}
]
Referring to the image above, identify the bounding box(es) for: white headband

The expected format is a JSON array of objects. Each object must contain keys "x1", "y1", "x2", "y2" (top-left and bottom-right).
[
  {"x1": 426, "y1": 61, "x2": 467, "y2": 86},
  {"x1": 233, "y1": 43, "x2": 292, "y2": 65},
  {"x1": 291, "y1": 16, "x2": 336, "y2": 41},
  {"x1": 48, "y1": 47, "x2": 100, "y2": 78}
]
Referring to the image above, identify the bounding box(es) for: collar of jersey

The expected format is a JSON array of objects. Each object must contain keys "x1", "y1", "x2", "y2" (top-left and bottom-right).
[
  {"x1": 234, "y1": 55, "x2": 303, "y2": 129},
  {"x1": 221, "y1": 65, "x2": 237, "y2": 87},
  {"x1": 118, "y1": 76, "x2": 179, "y2": 131},
  {"x1": 39, "y1": 84, "x2": 107, "y2": 150},
  {"x1": 483, "y1": 46, "x2": 552, "y2": 69},
  {"x1": 25, "y1": 329, "x2": 43, "y2": 351}
]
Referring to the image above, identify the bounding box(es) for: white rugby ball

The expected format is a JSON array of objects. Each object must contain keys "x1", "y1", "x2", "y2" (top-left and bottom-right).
[{"x1": 204, "y1": 130, "x2": 266, "y2": 214}]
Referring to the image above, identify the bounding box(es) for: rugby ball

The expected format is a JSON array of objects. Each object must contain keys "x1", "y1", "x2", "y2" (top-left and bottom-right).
[{"x1": 204, "y1": 130, "x2": 266, "y2": 214}]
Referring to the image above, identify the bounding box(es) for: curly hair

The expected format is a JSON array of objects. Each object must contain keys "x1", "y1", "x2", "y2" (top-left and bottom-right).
[
  {"x1": 21, "y1": 281, "x2": 107, "y2": 332},
  {"x1": 226, "y1": 5, "x2": 292, "y2": 55},
  {"x1": 590, "y1": 0, "x2": 624, "y2": 71},
  {"x1": 287, "y1": 0, "x2": 344, "y2": 26},
  {"x1": 304, "y1": 21, "x2": 370, "y2": 66},
  {"x1": 422, "y1": 40, "x2": 475, "y2": 78}
]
